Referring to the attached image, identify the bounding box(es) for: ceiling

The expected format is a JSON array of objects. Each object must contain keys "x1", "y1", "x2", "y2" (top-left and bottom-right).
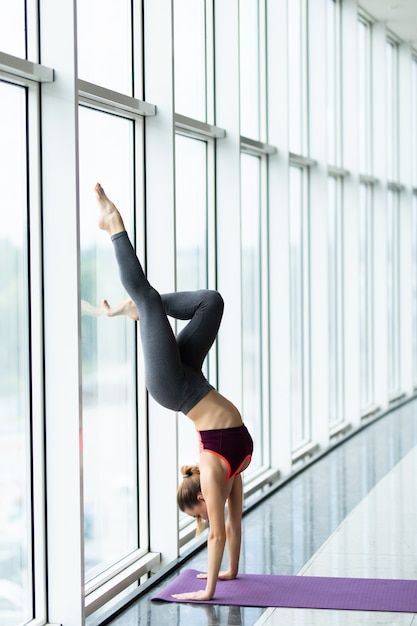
[{"x1": 358, "y1": 0, "x2": 417, "y2": 49}]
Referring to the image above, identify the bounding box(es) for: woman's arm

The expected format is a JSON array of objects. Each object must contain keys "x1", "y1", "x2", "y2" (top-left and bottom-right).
[
  {"x1": 173, "y1": 460, "x2": 227, "y2": 601},
  {"x1": 223, "y1": 474, "x2": 243, "y2": 578},
  {"x1": 199, "y1": 474, "x2": 242, "y2": 580},
  {"x1": 191, "y1": 476, "x2": 243, "y2": 585},
  {"x1": 204, "y1": 485, "x2": 227, "y2": 596}
]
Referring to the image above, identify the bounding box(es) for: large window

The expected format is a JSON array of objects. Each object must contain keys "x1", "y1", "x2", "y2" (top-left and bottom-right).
[
  {"x1": 327, "y1": 176, "x2": 344, "y2": 427},
  {"x1": 238, "y1": 0, "x2": 271, "y2": 474},
  {"x1": 175, "y1": 136, "x2": 209, "y2": 291},
  {"x1": 174, "y1": 134, "x2": 211, "y2": 490},
  {"x1": 359, "y1": 182, "x2": 375, "y2": 409},
  {"x1": 386, "y1": 38, "x2": 401, "y2": 398},
  {"x1": 387, "y1": 188, "x2": 401, "y2": 396},
  {"x1": 240, "y1": 153, "x2": 265, "y2": 472},
  {"x1": 327, "y1": 0, "x2": 342, "y2": 166},
  {"x1": 79, "y1": 108, "x2": 140, "y2": 580},
  {"x1": 412, "y1": 193, "x2": 417, "y2": 387},
  {"x1": 358, "y1": 17, "x2": 372, "y2": 176},
  {"x1": 0, "y1": 81, "x2": 32, "y2": 624},
  {"x1": 76, "y1": 0, "x2": 134, "y2": 95},
  {"x1": 173, "y1": 0, "x2": 211, "y2": 121},
  {"x1": 386, "y1": 39, "x2": 399, "y2": 182},
  {"x1": 289, "y1": 166, "x2": 311, "y2": 450},
  {"x1": 288, "y1": 0, "x2": 308, "y2": 155},
  {"x1": 0, "y1": 0, "x2": 26, "y2": 57},
  {"x1": 412, "y1": 58, "x2": 417, "y2": 386},
  {"x1": 413, "y1": 57, "x2": 417, "y2": 189},
  {"x1": 239, "y1": 0, "x2": 263, "y2": 140}
]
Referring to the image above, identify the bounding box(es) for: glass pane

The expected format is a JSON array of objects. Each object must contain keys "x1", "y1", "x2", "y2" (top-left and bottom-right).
[
  {"x1": 240, "y1": 153, "x2": 262, "y2": 471},
  {"x1": 328, "y1": 176, "x2": 344, "y2": 426},
  {"x1": 175, "y1": 135, "x2": 208, "y2": 488},
  {"x1": 387, "y1": 189, "x2": 400, "y2": 393},
  {"x1": 358, "y1": 19, "x2": 371, "y2": 175},
  {"x1": 0, "y1": 0, "x2": 26, "y2": 57},
  {"x1": 288, "y1": 0, "x2": 306, "y2": 154},
  {"x1": 413, "y1": 194, "x2": 417, "y2": 385},
  {"x1": 327, "y1": 0, "x2": 341, "y2": 166},
  {"x1": 327, "y1": 0, "x2": 336, "y2": 164},
  {"x1": 0, "y1": 82, "x2": 32, "y2": 624},
  {"x1": 174, "y1": 0, "x2": 206, "y2": 120},
  {"x1": 175, "y1": 136, "x2": 208, "y2": 291},
  {"x1": 412, "y1": 60, "x2": 417, "y2": 188},
  {"x1": 289, "y1": 166, "x2": 308, "y2": 447},
  {"x1": 239, "y1": 0, "x2": 260, "y2": 139},
  {"x1": 386, "y1": 41, "x2": 398, "y2": 181},
  {"x1": 78, "y1": 107, "x2": 138, "y2": 579},
  {"x1": 359, "y1": 183, "x2": 374, "y2": 408},
  {"x1": 77, "y1": 0, "x2": 133, "y2": 94}
]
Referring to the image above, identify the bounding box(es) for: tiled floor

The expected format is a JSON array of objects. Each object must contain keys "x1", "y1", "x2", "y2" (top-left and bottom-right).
[
  {"x1": 255, "y1": 438, "x2": 417, "y2": 626},
  {"x1": 100, "y1": 398, "x2": 417, "y2": 626}
]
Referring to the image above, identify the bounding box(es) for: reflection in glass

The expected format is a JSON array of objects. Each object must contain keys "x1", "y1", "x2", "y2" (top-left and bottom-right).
[
  {"x1": 328, "y1": 176, "x2": 344, "y2": 426},
  {"x1": 77, "y1": 0, "x2": 133, "y2": 94},
  {"x1": 289, "y1": 166, "x2": 310, "y2": 448},
  {"x1": 387, "y1": 188, "x2": 400, "y2": 394},
  {"x1": 240, "y1": 153, "x2": 262, "y2": 471},
  {"x1": 359, "y1": 183, "x2": 374, "y2": 408},
  {"x1": 78, "y1": 107, "x2": 138, "y2": 579},
  {"x1": 0, "y1": 0, "x2": 26, "y2": 58},
  {"x1": 239, "y1": 0, "x2": 260, "y2": 139},
  {"x1": 0, "y1": 82, "x2": 32, "y2": 624},
  {"x1": 174, "y1": 0, "x2": 207, "y2": 120},
  {"x1": 175, "y1": 135, "x2": 208, "y2": 487}
]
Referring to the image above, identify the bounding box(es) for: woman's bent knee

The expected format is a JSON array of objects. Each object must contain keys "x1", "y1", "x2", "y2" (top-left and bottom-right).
[{"x1": 204, "y1": 290, "x2": 224, "y2": 313}]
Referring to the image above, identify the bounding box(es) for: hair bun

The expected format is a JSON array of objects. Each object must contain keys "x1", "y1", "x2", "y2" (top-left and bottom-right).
[{"x1": 180, "y1": 464, "x2": 200, "y2": 479}]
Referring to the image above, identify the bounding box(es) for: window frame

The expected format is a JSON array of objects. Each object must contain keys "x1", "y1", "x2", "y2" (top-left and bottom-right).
[
  {"x1": 288, "y1": 163, "x2": 312, "y2": 458},
  {"x1": 327, "y1": 174, "x2": 345, "y2": 432},
  {"x1": 0, "y1": 60, "x2": 50, "y2": 624}
]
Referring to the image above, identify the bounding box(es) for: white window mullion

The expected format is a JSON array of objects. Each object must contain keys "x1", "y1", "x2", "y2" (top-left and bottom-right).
[
  {"x1": 28, "y1": 80, "x2": 48, "y2": 621},
  {"x1": 215, "y1": 0, "x2": 242, "y2": 402},
  {"x1": 143, "y1": 0, "x2": 179, "y2": 566},
  {"x1": 266, "y1": 0, "x2": 292, "y2": 474},
  {"x1": 39, "y1": 0, "x2": 84, "y2": 622}
]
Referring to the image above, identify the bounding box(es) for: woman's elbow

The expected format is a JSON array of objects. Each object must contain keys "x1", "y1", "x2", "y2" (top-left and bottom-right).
[{"x1": 208, "y1": 529, "x2": 226, "y2": 544}]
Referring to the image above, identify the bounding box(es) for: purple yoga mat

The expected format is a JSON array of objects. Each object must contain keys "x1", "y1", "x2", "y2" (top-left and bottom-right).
[{"x1": 151, "y1": 569, "x2": 417, "y2": 612}]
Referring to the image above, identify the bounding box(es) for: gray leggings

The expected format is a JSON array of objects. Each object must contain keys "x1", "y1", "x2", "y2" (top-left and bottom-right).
[{"x1": 111, "y1": 231, "x2": 224, "y2": 414}]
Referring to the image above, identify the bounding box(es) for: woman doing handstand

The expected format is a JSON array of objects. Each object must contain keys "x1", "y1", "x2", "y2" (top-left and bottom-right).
[{"x1": 95, "y1": 183, "x2": 253, "y2": 601}]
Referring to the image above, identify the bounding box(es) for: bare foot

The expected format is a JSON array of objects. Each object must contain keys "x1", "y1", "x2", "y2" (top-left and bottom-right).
[
  {"x1": 95, "y1": 182, "x2": 125, "y2": 236},
  {"x1": 102, "y1": 298, "x2": 139, "y2": 321}
]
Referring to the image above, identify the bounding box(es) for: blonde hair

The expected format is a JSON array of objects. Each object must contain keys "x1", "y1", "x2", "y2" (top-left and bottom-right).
[{"x1": 177, "y1": 465, "x2": 205, "y2": 534}]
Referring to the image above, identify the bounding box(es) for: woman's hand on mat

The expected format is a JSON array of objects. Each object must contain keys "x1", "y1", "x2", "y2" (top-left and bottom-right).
[
  {"x1": 197, "y1": 570, "x2": 237, "y2": 581},
  {"x1": 172, "y1": 589, "x2": 213, "y2": 601}
]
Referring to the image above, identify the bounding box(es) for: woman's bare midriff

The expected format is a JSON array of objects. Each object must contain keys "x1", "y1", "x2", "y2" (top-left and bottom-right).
[{"x1": 186, "y1": 389, "x2": 244, "y2": 431}]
